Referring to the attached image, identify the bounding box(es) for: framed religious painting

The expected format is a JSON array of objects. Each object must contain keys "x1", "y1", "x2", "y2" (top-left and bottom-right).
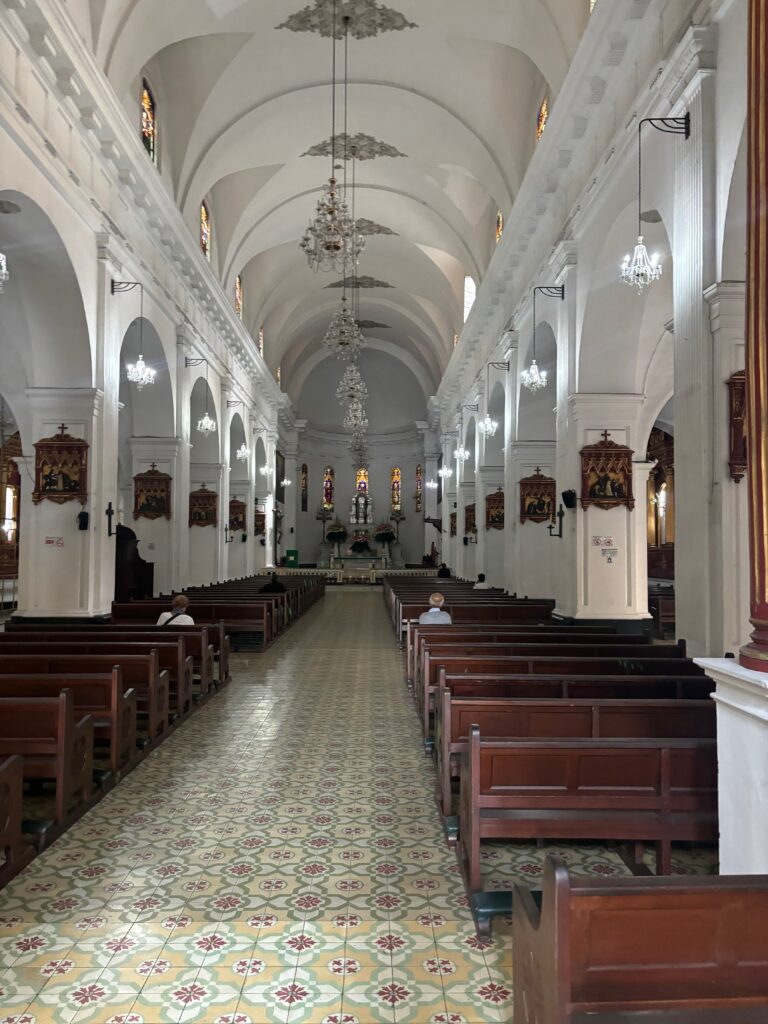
[
  {"x1": 727, "y1": 370, "x2": 747, "y2": 483},
  {"x1": 519, "y1": 469, "x2": 556, "y2": 523},
  {"x1": 580, "y1": 432, "x2": 635, "y2": 511},
  {"x1": 133, "y1": 464, "x2": 172, "y2": 521},
  {"x1": 486, "y1": 489, "x2": 504, "y2": 530},
  {"x1": 450, "y1": 511, "x2": 457, "y2": 537},
  {"x1": 32, "y1": 425, "x2": 88, "y2": 505},
  {"x1": 188, "y1": 484, "x2": 218, "y2": 527},
  {"x1": 465, "y1": 503, "x2": 476, "y2": 535},
  {"x1": 229, "y1": 497, "x2": 246, "y2": 532},
  {"x1": 254, "y1": 504, "x2": 266, "y2": 536}
]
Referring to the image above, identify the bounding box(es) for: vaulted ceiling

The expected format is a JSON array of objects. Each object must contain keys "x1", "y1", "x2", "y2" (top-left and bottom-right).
[{"x1": 68, "y1": 0, "x2": 590, "y2": 431}]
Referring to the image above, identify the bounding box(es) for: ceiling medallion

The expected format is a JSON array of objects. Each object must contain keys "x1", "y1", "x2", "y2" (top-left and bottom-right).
[
  {"x1": 277, "y1": 0, "x2": 417, "y2": 40},
  {"x1": 302, "y1": 133, "x2": 406, "y2": 161},
  {"x1": 356, "y1": 218, "x2": 398, "y2": 237},
  {"x1": 326, "y1": 275, "x2": 393, "y2": 290}
]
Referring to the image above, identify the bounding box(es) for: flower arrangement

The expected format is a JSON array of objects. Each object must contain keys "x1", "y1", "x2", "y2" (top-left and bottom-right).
[
  {"x1": 374, "y1": 523, "x2": 396, "y2": 545},
  {"x1": 350, "y1": 532, "x2": 371, "y2": 553},
  {"x1": 325, "y1": 521, "x2": 348, "y2": 543}
]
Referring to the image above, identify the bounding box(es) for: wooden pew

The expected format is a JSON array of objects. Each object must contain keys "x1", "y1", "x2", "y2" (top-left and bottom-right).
[
  {"x1": 0, "y1": 672, "x2": 137, "y2": 778},
  {"x1": 0, "y1": 756, "x2": 36, "y2": 887},
  {"x1": 0, "y1": 639, "x2": 192, "y2": 719},
  {"x1": 649, "y1": 586, "x2": 676, "y2": 639},
  {"x1": 513, "y1": 855, "x2": 768, "y2": 1022},
  {"x1": 435, "y1": 691, "x2": 715, "y2": 817},
  {"x1": 0, "y1": 691, "x2": 95, "y2": 848},
  {"x1": 398, "y1": 600, "x2": 555, "y2": 639},
  {"x1": 113, "y1": 600, "x2": 271, "y2": 650},
  {"x1": 458, "y1": 727, "x2": 717, "y2": 933},
  {"x1": 0, "y1": 653, "x2": 168, "y2": 740}
]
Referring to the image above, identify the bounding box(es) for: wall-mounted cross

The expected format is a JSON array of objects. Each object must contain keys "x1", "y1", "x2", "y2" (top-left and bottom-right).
[
  {"x1": 601, "y1": 430, "x2": 612, "y2": 443},
  {"x1": 149, "y1": 462, "x2": 158, "y2": 471},
  {"x1": 105, "y1": 501, "x2": 115, "y2": 537},
  {"x1": 58, "y1": 423, "x2": 68, "y2": 436}
]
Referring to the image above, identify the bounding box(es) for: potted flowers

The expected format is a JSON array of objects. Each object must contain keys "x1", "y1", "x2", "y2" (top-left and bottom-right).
[
  {"x1": 326, "y1": 521, "x2": 347, "y2": 558},
  {"x1": 350, "y1": 531, "x2": 372, "y2": 553}
]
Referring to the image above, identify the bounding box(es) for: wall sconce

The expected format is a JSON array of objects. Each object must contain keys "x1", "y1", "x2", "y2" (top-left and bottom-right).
[{"x1": 548, "y1": 504, "x2": 565, "y2": 539}]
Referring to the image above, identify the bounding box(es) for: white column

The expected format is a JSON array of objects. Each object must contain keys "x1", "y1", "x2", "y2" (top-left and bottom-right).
[
  {"x1": 281, "y1": 435, "x2": 300, "y2": 563},
  {"x1": 440, "y1": 436, "x2": 457, "y2": 574}
]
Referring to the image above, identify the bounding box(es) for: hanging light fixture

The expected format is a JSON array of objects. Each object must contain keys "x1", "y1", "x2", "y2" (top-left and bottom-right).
[
  {"x1": 281, "y1": 477, "x2": 293, "y2": 487},
  {"x1": 620, "y1": 114, "x2": 689, "y2": 292},
  {"x1": 477, "y1": 414, "x2": 498, "y2": 437},
  {"x1": 336, "y1": 361, "x2": 368, "y2": 404},
  {"x1": 236, "y1": 443, "x2": 249, "y2": 463},
  {"x1": 259, "y1": 464, "x2": 271, "y2": 477},
  {"x1": 112, "y1": 281, "x2": 156, "y2": 390},
  {"x1": 324, "y1": 297, "x2": 364, "y2": 359},
  {"x1": 185, "y1": 356, "x2": 217, "y2": 436},
  {"x1": 299, "y1": 5, "x2": 363, "y2": 274},
  {"x1": 521, "y1": 286, "x2": 564, "y2": 393},
  {"x1": 425, "y1": 479, "x2": 438, "y2": 490},
  {"x1": 437, "y1": 465, "x2": 453, "y2": 480},
  {"x1": 0, "y1": 252, "x2": 9, "y2": 293}
]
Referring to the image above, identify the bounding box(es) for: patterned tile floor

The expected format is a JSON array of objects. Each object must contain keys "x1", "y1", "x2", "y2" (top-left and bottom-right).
[{"x1": 0, "y1": 590, "x2": 717, "y2": 1024}]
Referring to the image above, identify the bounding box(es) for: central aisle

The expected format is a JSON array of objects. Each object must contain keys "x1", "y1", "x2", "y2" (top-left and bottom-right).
[{"x1": 0, "y1": 590, "x2": 513, "y2": 1024}]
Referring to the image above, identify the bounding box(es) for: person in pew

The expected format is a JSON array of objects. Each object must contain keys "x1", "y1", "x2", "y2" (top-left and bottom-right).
[
  {"x1": 437, "y1": 563, "x2": 451, "y2": 579},
  {"x1": 418, "y1": 593, "x2": 453, "y2": 625},
  {"x1": 260, "y1": 572, "x2": 287, "y2": 594},
  {"x1": 473, "y1": 573, "x2": 491, "y2": 590},
  {"x1": 157, "y1": 594, "x2": 195, "y2": 626}
]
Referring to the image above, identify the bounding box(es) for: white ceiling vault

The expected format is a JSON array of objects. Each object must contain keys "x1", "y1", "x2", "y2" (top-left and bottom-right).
[{"x1": 67, "y1": 0, "x2": 590, "y2": 432}]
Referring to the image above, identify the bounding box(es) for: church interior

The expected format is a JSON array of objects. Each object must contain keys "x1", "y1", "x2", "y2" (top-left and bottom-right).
[{"x1": 1, "y1": 0, "x2": 768, "y2": 1020}]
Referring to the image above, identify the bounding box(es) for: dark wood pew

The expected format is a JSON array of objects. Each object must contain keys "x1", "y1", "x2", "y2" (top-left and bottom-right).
[
  {"x1": 113, "y1": 600, "x2": 271, "y2": 650},
  {"x1": 418, "y1": 653, "x2": 704, "y2": 743},
  {"x1": 458, "y1": 727, "x2": 717, "y2": 933},
  {"x1": 435, "y1": 692, "x2": 715, "y2": 817},
  {"x1": 0, "y1": 672, "x2": 137, "y2": 777},
  {"x1": 442, "y1": 671, "x2": 714, "y2": 701},
  {"x1": 0, "y1": 756, "x2": 36, "y2": 886},
  {"x1": 0, "y1": 653, "x2": 168, "y2": 740},
  {"x1": 0, "y1": 691, "x2": 95, "y2": 848},
  {"x1": 649, "y1": 586, "x2": 676, "y2": 638},
  {"x1": 0, "y1": 639, "x2": 192, "y2": 718},
  {"x1": 398, "y1": 600, "x2": 555, "y2": 639},
  {"x1": 513, "y1": 855, "x2": 768, "y2": 1022}
]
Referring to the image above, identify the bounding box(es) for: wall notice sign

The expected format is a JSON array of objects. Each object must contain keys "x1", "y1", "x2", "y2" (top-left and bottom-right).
[
  {"x1": 592, "y1": 536, "x2": 615, "y2": 547},
  {"x1": 44, "y1": 536, "x2": 64, "y2": 547},
  {"x1": 601, "y1": 548, "x2": 618, "y2": 564}
]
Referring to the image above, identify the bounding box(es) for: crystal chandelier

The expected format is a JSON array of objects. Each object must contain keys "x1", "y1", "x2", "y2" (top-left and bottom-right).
[
  {"x1": 521, "y1": 286, "x2": 563, "y2": 393},
  {"x1": 336, "y1": 362, "x2": 368, "y2": 404},
  {"x1": 127, "y1": 354, "x2": 156, "y2": 391},
  {"x1": 425, "y1": 479, "x2": 438, "y2": 490},
  {"x1": 113, "y1": 281, "x2": 156, "y2": 391},
  {"x1": 235, "y1": 443, "x2": 249, "y2": 463},
  {"x1": 299, "y1": 4, "x2": 363, "y2": 274},
  {"x1": 259, "y1": 465, "x2": 271, "y2": 477},
  {"x1": 0, "y1": 252, "x2": 9, "y2": 293},
  {"x1": 620, "y1": 236, "x2": 661, "y2": 292},
  {"x1": 477, "y1": 414, "x2": 498, "y2": 437},
  {"x1": 454, "y1": 445, "x2": 470, "y2": 462},
  {"x1": 521, "y1": 359, "x2": 548, "y2": 393},
  {"x1": 438, "y1": 465, "x2": 453, "y2": 480},
  {"x1": 281, "y1": 478, "x2": 292, "y2": 487},
  {"x1": 197, "y1": 411, "x2": 217, "y2": 437},
  {"x1": 343, "y1": 399, "x2": 368, "y2": 433},
  {"x1": 324, "y1": 297, "x2": 365, "y2": 359}
]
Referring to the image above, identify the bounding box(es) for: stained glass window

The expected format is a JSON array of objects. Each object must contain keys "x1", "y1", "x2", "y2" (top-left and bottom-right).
[
  {"x1": 495, "y1": 211, "x2": 504, "y2": 245},
  {"x1": 258, "y1": 326, "x2": 265, "y2": 357},
  {"x1": 200, "y1": 202, "x2": 211, "y2": 261},
  {"x1": 141, "y1": 80, "x2": 156, "y2": 163},
  {"x1": 356, "y1": 468, "x2": 369, "y2": 494},
  {"x1": 301, "y1": 464, "x2": 308, "y2": 512},
  {"x1": 391, "y1": 467, "x2": 402, "y2": 512},
  {"x1": 453, "y1": 332, "x2": 459, "y2": 349},
  {"x1": 234, "y1": 275, "x2": 243, "y2": 320},
  {"x1": 415, "y1": 464, "x2": 422, "y2": 513},
  {"x1": 463, "y1": 277, "x2": 476, "y2": 323},
  {"x1": 276, "y1": 365, "x2": 282, "y2": 387},
  {"x1": 323, "y1": 466, "x2": 334, "y2": 510},
  {"x1": 536, "y1": 97, "x2": 549, "y2": 141}
]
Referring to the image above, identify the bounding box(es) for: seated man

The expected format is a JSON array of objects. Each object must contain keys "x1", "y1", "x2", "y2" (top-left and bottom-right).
[
  {"x1": 418, "y1": 593, "x2": 452, "y2": 625},
  {"x1": 260, "y1": 571, "x2": 287, "y2": 594},
  {"x1": 437, "y1": 563, "x2": 451, "y2": 579},
  {"x1": 473, "y1": 572, "x2": 491, "y2": 590},
  {"x1": 157, "y1": 594, "x2": 195, "y2": 626}
]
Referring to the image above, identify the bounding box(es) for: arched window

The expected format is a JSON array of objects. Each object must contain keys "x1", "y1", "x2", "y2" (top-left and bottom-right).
[
  {"x1": 276, "y1": 365, "x2": 282, "y2": 387},
  {"x1": 356, "y1": 468, "x2": 369, "y2": 494},
  {"x1": 414, "y1": 464, "x2": 422, "y2": 513},
  {"x1": 323, "y1": 466, "x2": 334, "y2": 510},
  {"x1": 258, "y1": 326, "x2": 265, "y2": 358},
  {"x1": 463, "y1": 277, "x2": 476, "y2": 323},
  {"x1": 536, "y1": 97, "x2": 549, "y2": 141},
  {"x1": 495, "y1": 211, "x2": 504, "y2": 245},
  {"x1": 390, "y1": 467, "x2": 402, "y2": 512},
  {"x1": 453, "y1": 332, "x2": 459, "y2": 349},
  {"x1": 141, "y1": 80, "x2": 157, "y2": 163},
  {"x1": 234, "y1": 275, "x2": 243, "y2": 320},
  {"x1": 200, "y1": 201, "x2": 212, "y2": 261},
  {"x1": 301, "y1": 464, "x2": 308, "y2": 512}
]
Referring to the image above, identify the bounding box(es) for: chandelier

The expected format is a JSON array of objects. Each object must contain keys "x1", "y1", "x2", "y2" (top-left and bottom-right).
[
  {"x1": 127, "y1": 353, "x2": 156, "y2": 391},
  {"x1": 521, "y1": 285, "x2": 563, "y2": 393},
  {"x1": 477, "y1": 414, "x2": 498, "y2": 437},
  {"x1": 197, "y1": 411, "x2": 217, "y2": 437},
  {"x1": 235, "y1": 443, "x2": 249, "y2": 462},
  {"x1": 259, "y1": 465, "x2": 271, "y2": 477},
  {"x1": 299, "y1": 5, "x2": 363, "y2": 274},
  {"x1": 0, "y1": 252, "x2": 8, "y2": 293},
  {"x1": 438, "y1": 465, "x2": 453, "y2": 480},
  {"x1": 113, "y1": 281, "x2": 156, "y2": 391},
  {"x1": 336, "y1": 362, "x2": 368, "y2": 404},
  {"x1": 425, "y1": 479, "x2": 438, "y2": 490},
  {"x1": 281, "y1": 477, "x2": 292, "y2": 487},
  {"x1": 620, "y1": 114, "x2": 689, "y2": 293},
  {"x1": 343, "y1": 399, "x2": 368, "y2": 433},
  {"x1": 454, "y1": 445, "x2": 470, "y2": 462},
  {"x1": 323, "y1": 297, "x2": 365, "y2": 359}
]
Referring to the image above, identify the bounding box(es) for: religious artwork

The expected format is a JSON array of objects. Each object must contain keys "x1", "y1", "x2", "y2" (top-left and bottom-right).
[
  {"x1": 200, "y1": 201, "x2": 211, "y2": 261},
  {"x1": 188, "y1": 484, "x2": 217, "y2": 527},
  {"x1": 536, "y1": 96, "x2": 549, "y2": 140},
  {"x1": 486, "y1": 489, "x2": 504, "y2": 530},
  {"x1": 229, "y1": 497, "x2": 246, "y2": 532},
  {"x1": 301, "y1": 463, "x2": 308, "y2": 512},
  {"x1": 141, "y1": 80, "x2": 156, "y2": 163},
  {"x1": 254, "y1": 505, "x2": 266, "y2": 536},
  {"x1": 323, "y1": 465, "x2": 335, "y2": 510},
  {"x1": 390, "y1": 467, "x2": 401, "y2": 512},
  {"x1": 32, "y1": 425, "x2": 88, "y2": 505},
  {"x1": 465, "y1": 503, "x2": 476, "y2": 535},
  {"x1": 414, "y1": 464, "x2": 423, "y2": 513},
  {"x1": 302, "y1": 132, "x2": 406, "y2": 161},
  {"x1": 356, "y1": 467, "x2": 369, "y2": 494},
  {"x1": 234, "y1": 274, "x2": 243, "y2": 320},
  {"x1": 350, "y1": 488, "x2": 374, "y2": 525},
  {"x1": 580, "y1": 432, "x2": 635, "y2": 510},
  {"x1": 276, "y1": 0, "x2": 417, "y2": 40},
  {"x1": 133, "y1": 464, "x2": 171, "y2": 521},
  {"x1": 727, "y1": 370, "x2": 747, "y2": 482},
  {"x1": 450, "y1": 511, "x2": 457, "y2": 537},
  {"x1": 519, "y1": 468, "x2": 556, "y2": 523}
]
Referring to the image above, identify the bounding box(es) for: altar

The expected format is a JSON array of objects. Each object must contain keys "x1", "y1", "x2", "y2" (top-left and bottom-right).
[{"x1": 330, "y1": 554, "x2": 387, "y2": 570}]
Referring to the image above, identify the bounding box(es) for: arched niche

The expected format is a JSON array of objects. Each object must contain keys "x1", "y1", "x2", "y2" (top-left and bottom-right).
[
  {"x1": 463, "y1": 417, "x2": 477, "y2": 482},
  {"x1": 486, "y1": 380, "x2": 506, "y2": 459},
  {"x1": 229, "y1": 412, "x2": 249, "y2": 487},
  {"x1": 254, "y1": 435, "x2": 267, "y2": 475},
  {"x1": 189, "y1": 377, "x2": 220, "y2": 465},
  {"x1": 518, "y1": 322, "x2": 557, "y2": 442}
]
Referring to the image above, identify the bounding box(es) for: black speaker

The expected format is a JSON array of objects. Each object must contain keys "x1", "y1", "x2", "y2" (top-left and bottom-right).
[
  {"x1": 77, "y1": 511, "x2": 89, "y2": 531},
  {"x1": 562, "y1": 489, "x2": 577, "y2": 510},
  {"x1": 463, "y1": 536, "x2": 469, "y2": 546}
]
